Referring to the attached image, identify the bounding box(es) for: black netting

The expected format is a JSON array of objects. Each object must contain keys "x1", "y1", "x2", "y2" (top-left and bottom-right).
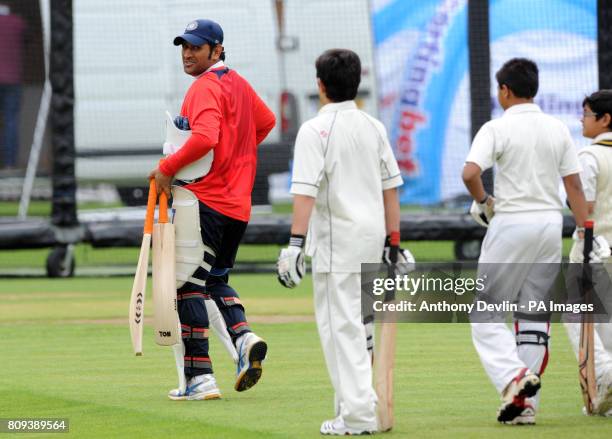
[
  {"x1": 468, "y1": 0, "x2": 493, "y2": 194},
  {"x1": 49, "y1": 0, "x2": 77, "y2": 227},
  {"x1": 598, "y1": 0, "x2": 612, "y2": 88},
  {"x1": 0, "y1": 1, "x2": 606, "y2": 274}
]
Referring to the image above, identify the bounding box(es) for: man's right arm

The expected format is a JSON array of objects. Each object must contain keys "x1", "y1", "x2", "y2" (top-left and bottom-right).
[
  {"x1": 560, "y1": 127, "x2": 588, "y2": 227},
  {"x1": 383, "y1": 188, "x2": 400, "y2": 236},
  {"x1": 159, "y1": 133, "x2": 215, "y2": 177},
  {"x1": 290, "y1": 195, "x2": 315, "y2": 235},
  {"x1": 563, "y1": 173, "x2": 588, "y2": 228},
  {"x1": 277, "y1": 124, "x2": 320, "y2": 289},
  {"x1": 160, "y1": 80, "x2": 221, "y2": 176}
]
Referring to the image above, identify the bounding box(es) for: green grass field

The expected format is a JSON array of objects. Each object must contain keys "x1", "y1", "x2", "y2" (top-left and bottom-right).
[
  {"x1": 1, "y1": 272, "x2": 611, "y2": 438},
  {"x1": 0, "y1": 239, "x2": 576, "y2": 274},
  {"x1": 0, "y1": 241, "x2": 458, "y2": 271}
]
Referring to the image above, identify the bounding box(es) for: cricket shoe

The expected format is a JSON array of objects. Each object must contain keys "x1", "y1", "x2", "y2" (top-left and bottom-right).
[
  {"x1": 594, "y1": 369, "x2": 612, "y2": 416},
  {"x1": 320, "y1": 417, "x2": 376, "y2": 436},
  {"x1": 234, "y1": 332, "x2": 268, "y2": 392},
  {"x1": 168, "y1": 374, "x2": 221, "y2": 401},
  {"x1": 504, "y1": 404, "x2": 536, "y2": 425},
  {"x1": 497, "y1": 368, "x2": 541, "y2": 423}
]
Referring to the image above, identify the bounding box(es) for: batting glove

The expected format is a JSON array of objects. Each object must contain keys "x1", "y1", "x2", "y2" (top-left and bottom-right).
[
  {"x1": 382, "y1": 233, "x2": 416, "y2": 275},
  {"x1": 569, "y1": 229, "x2": 611, "y2": 263},
  {"x1": 470, "y1": 194, "x2": 495, "y2": 227},
  {"x1": 277, "y1": 235, "x2": 306, "y2": 288}
]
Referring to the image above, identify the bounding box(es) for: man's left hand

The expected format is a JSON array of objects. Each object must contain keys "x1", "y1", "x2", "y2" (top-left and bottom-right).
[
  {"x1": 382, "y1": 235, "x2": 416, "y2": 276},
  {"x1": 149, "y1": 167, "x2": 173, "y2": 198},
  {"x1": 570, "y1": 232, "x2": 611, "y2": 263},
  {"x1": 470, "y1": 194, "x2": 495, "y2": 227}
]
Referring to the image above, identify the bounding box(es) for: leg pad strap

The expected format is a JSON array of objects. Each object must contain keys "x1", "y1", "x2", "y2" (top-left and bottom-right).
[{"x1": 516, "y1": 330, "x2": 549, "y2": 346}]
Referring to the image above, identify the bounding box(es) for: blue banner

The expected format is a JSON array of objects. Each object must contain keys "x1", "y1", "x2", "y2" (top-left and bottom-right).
[{"x1": 372, "y1": 0, "x2": 597, "y2": 205}]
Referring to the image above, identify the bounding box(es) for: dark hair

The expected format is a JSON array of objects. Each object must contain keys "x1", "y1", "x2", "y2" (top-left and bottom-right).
[
  {"x1": 206, "y1": 43, "x2": 225, "y2": 61},
  {"x1": 583, "y1": 90, "x2": 612, "y2": 128},
  {"x1": 315, "y1": 49, "x2": 361, "y2": 102},
  {"x1": 495, "y1": 58, "x2": 539, "y2": 99}
]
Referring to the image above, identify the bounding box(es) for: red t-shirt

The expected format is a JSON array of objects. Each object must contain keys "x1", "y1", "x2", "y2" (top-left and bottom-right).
[
  {"x1": 0, "y1": 14, "x2": 26, "y2": 84},
  {"x1": 160, "y1": 68, "x2": 275, "y2": 221}
]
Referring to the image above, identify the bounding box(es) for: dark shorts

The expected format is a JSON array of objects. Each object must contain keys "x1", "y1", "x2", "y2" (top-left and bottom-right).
[{"x1": 198, "y1": 201, "x2": 247, "y2": 269}]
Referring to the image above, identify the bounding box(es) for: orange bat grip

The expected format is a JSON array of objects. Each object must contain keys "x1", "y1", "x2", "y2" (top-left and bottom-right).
[
  {"x1": 144, "y1": 179, "x2": 157, "y2": 234},
  {"x1": 159, "y1": 191, "x2": 169, "y2": 224}
]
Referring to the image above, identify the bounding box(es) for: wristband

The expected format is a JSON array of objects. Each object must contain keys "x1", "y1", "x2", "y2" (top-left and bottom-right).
[
  {"x1": 390, "y1": 231, "x2": 400, "y2": 246},
  {"x1": 289, "y1": 234, "x2": 306, "y2": 248},
  {"x1": 478, "y1": 194, "x2": 489, "y2": 204}
]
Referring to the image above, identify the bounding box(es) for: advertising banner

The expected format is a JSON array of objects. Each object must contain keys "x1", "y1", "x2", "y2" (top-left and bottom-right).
[{"x1": 372, "y1": 0, "x2": 597, "y2": 204}]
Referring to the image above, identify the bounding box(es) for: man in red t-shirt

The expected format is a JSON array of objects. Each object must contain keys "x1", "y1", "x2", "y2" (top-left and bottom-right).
[
  {"x1": 0, "y1": 5, "x2": 26, "y2": 169},
  {"x1": 150, "y1": 19, "x2": 275, "y2": 401}
]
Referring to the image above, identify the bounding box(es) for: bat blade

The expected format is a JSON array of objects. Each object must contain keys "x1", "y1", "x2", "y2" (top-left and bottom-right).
[
  {"x1": 128, "y1": 179, "x2": 157, "y2": 356},
  {"x1": 375, "y1": 321, "x2": 396, "y2": 432},
  {"x1": 579, "y1": 321, "x2": 597, "y2": 414},
  {"x1": 152, "y1": 192, "x2": 180, "y2": 346},
  {"x1": 129, "y1": 234, "x2": 150, "y2": 355}
]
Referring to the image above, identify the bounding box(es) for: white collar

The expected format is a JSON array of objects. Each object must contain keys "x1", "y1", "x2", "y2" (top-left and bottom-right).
[
  {"x1": 503, "y1": 103, "x2": 542, "y2": 115},
  {"x1": 195, "y1": 61, "x2": 226, "y2": 79},
  {"x1": 318, "y1": 100, "x2": 358, "y2": 114},
  {"x1": 592, "y1": 132, "x2": 612, "y2": 144},
  {"x1": 206, "y1": 60, "x2": 225, "y2": 72}
]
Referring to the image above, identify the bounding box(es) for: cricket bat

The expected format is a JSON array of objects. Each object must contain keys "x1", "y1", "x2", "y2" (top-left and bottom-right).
[
  {"x1": 152, "y1": 191, "x2": 181, "y2": 346},
  {"x1": 375, "y1": 260, "x2": 398, "y2": 432},
  {"x1": 128, "y1": 179, "x2": 158, "y2": 355},
  {"x1": 375, "y1": 320, "x2": 396, "y2": 431},
  {"x1": 579, "y1": 220, "x2": 597, "y2": 414}
]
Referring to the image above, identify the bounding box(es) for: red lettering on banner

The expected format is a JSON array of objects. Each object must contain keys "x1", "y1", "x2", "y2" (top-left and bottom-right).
[{"x1": 396, "y1": 109, "x2": 426, "y2": 176}]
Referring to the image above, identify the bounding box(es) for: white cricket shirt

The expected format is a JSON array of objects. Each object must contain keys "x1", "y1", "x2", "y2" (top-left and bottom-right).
[
  {"x1": 578, "y1": 132, "x2": 612, "y2": 201},
  {"x1": 578, "y1": 132, "x2": 612, "y2": 241},
  {"x1": 466, "y1": 103, "x2": 581, "y2": 213},
  {"x1": 290, "y1": 100, "x2": 403, "y2": 273}
]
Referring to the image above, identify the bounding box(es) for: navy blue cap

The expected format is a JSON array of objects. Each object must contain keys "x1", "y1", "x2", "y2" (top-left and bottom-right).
[{"x1": 174, "y1": 19, "x2": 224, "y2": 47}]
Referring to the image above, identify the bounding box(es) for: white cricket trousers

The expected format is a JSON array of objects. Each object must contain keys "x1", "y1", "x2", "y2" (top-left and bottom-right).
[
  {"x1": 471, "y1": 212, "x2": 561, "y2": 399},
  {"x1": 312, "y1": 270, "x2": 378, "y2": 431}
]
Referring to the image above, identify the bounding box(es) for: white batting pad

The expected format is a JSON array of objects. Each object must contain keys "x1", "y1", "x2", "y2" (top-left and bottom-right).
[{"x1": 163, "y1": 111, "x2": 214, "y2": 181}]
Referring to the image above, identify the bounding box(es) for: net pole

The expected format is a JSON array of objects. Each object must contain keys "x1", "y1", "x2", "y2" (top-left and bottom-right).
[
  {"x1": 598, "y1": 0, "x2": 612, "y2": 88},
  {"x1": 17, "y1": 0, "x2": 52, "y2": 220},
  {"x1": 49, "y1": 0, "x2": 78, "y2": 228},
  {"x1": 468, "y1": 0, "x2": 493, "y2": 195}
]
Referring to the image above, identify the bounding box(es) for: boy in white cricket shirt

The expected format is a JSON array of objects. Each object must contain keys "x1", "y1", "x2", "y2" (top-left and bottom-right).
[
  {"x1": 462, "y1": 58, "x2": 590, "y2": 424},
  {"x1": 563, "y1": 89, "x2": 612, "y2": 416},
  {"x1": 276, "y1": 49, "x2": 408, "y2": 435}
]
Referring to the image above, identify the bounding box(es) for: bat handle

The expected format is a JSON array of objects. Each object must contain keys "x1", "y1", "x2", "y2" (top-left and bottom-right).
[
  {"x1": 582, "y1": 220, "x2": 595, "y2": 327},
  {"x1": 144, "y1": 179, "x2": 157, "y2": 234},
  {"x1": 159, "y1": 192, "x2": 169, "y2": 224},
  {"x1": 583, "y1": 220, "x2": 594, "y2": 262}
]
